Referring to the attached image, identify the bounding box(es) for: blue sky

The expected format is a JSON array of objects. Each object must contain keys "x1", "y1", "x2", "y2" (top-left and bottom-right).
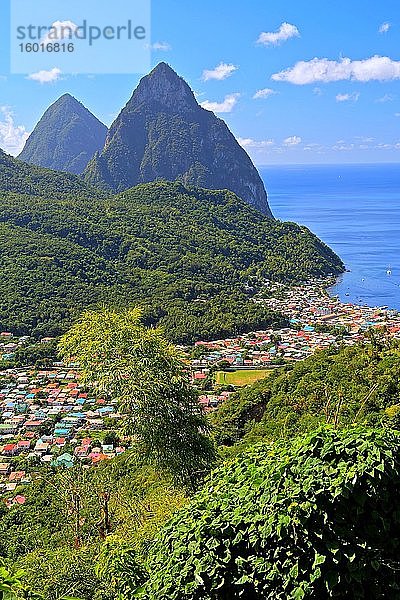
[{"x1": 1, "y1": 0, "x2": 400, "y2": 164}]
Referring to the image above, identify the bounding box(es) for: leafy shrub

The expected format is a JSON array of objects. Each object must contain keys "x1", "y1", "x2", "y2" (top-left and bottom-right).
[
  {"x1": 139, "y1": 428, "x2": 400, "y2": 599},
  {"x1": 0, "y1": 557, "x2": 81, "y2": 600}
]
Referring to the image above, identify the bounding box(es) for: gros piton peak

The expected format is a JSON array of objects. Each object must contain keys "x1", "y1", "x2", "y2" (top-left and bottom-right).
[
  {"x1": 129, "y1": 62, "x2": 199, "y2": 112},
  {"x1": 84, "y1": 63, "x2": 272, "y2": 216}
]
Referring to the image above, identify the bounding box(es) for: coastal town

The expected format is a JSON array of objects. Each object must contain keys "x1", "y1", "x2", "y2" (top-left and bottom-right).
[
  {"x1": 1, "y1": 279, "x2": 400, "y2": 504},
  {"x1": 188, "y1": 280, "x2": 400, "y2": 409}
]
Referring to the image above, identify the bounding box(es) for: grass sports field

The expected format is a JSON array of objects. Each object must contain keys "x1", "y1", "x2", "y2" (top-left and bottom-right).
[{"x1": 215, "y1": 369, "x2": 273, "y2": 386}]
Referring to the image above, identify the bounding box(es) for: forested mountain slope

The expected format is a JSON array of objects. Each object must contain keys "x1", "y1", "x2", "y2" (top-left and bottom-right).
[
  {"x1": 0, "y1": 178, "x2": 344, "y2": 339},
  {"x1": 0, "y1": 149, "x2": 106, "y2": 199},
  {"x1": 18, "y1": 94, "x2": 107, "y2": 175}
]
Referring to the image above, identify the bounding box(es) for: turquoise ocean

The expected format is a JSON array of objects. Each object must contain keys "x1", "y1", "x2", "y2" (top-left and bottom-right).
[{"x1": 261, "y1": 164, "x2": 400, "y2": 310}]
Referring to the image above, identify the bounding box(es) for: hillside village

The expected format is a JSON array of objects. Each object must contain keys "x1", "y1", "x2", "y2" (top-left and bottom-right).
[
  {"x1": 1, "y1": 280, "x2": 400, "y2": 504},
  {"x1": 0, "y1": 364, "x2": 126, "y2": 506},
  {"x1": 188, "y1": 280, "x2": 400, "y2": 410}
]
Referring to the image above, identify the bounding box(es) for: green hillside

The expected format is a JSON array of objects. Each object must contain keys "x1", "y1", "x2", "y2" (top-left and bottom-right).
[
  {"x1": 0, "y1": 177, "x2": 344, "y2": 340},
  {"x1": 0, "y1": 149, "x2": 106, "y2": 199},
  {"x1": 211, "y1": 340, "x2": 400, "y2": 445}
]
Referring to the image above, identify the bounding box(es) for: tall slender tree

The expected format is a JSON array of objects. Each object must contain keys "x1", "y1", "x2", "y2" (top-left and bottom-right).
[{"x1": 59, "y1": 307, "x2": 215, "y2": 489}]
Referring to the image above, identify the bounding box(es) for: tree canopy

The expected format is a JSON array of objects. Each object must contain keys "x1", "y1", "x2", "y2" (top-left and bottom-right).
[
  {"x1": 0, "y1": 175, "x2": 343, "y2": 341},
  {"x1": 59, "y1": 307, "x2": 215, "y2": 488}
]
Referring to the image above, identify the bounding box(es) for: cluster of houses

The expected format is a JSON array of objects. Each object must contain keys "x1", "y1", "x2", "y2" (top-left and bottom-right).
[
  {"x1": 0, "y1": 367, "x2": 126, "y2": 505},
  {"x1": 187, "y1": 280, "x2": 400, "y2": 409},
  {"x1": 198, "y1": 391, "x2": 234, "y2": 413},
  {"x1": 190, "y1": 326, "x2": 338, "y2": 374},
  {"x1": 2, "y1": 278, "x2": 400, "y2": 500},
  {"x1": 257, "y1": 280, "x2": 400, "y2": 339},
  {"x1": 0, "y1": 331, "x2": 34, "y2": 361},
  {"x1": 0, "y1": 331, "x2": 56, "y2": 362}
]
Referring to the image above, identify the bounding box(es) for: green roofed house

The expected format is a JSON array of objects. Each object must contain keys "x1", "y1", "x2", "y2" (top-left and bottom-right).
[
  {"x1": 0, "y1": 423, "x2": 18, "y2": 436},
  {"x1": 51, "y1": 453, "x2": 74, "y2": 468}
]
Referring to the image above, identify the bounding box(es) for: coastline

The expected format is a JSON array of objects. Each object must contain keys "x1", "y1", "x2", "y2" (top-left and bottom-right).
[
  {"x1": 264, "y1": 163, "x2": 400, "y2": 313},
  {"x1": 188, "y1": 277, "x2": 400, "y2": 401},
  {"x1": 257, "y1": 276, "x2": 400, "y2": 337}
]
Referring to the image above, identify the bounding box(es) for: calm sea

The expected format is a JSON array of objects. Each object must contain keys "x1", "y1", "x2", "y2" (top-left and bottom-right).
[{"x1": 261, "y1": 164, "x2": 400, "y2": 310}]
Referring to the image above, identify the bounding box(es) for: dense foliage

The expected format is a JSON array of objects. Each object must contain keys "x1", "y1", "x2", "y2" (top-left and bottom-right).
[
  {"x1": 2, "y1": 336, "x2": 400, "y2": 597},
  {"x1": 0, "y1": 455, "x2": 186, "y2": 600},
  {"x1": 0, "y1": 559, "x2": 79, "y2": 600},
  {"x1": 139, "y1": 428, "x2": 400, "y2": 599},
  {"x1": 0, "y1": 142, "x2": 343, "y2": 344},
  {"x1": 0, "y1": 150, "x2": 104, "y2": 199},
  {"x1": 0, "y1": 127, "x2": 378, "y2": 600},
  {"x1": 211, "y1": 340, "x2": 400, "y2": 445},
  {"x1": 0, "y1": 176, "x2": 343, "y2": 340},
  {"x1": 59, "y1": 307, "x2": 215, "y2": 488}
]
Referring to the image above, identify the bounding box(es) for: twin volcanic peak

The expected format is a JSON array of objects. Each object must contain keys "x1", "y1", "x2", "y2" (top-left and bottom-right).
[
  {"x1": 18, "y1": 94, "x2": 107, "y2": 175},
  {"x1": 84, "y1": 63, "x2": 272, "y2": 215},
  {"x1": 17, "y1": 63, "x2": 272, "y2": 216}
]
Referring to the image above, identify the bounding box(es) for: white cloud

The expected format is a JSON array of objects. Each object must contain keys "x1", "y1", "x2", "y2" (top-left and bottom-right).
[
  {"x1": 200, "y1": 93, "x2": 240, "y2": 113},
  {"x1": 375, "y1": 93, "x2": 394, "y2": 103},
  {"x1": 238, "y1": 134, "x2": 310, "y2": 162},
  {"x1": 303, "y1": 143, "x2": 324, "y2": 152},
  {"x1": 379, "y1": 22, "x2": 391, "y2": 34},
  {"x1": 252, "y1": 88, "x2": 277, "y2": 99},
  {"x1": 40, "y1": 20, "x2": 78, "y2": 45},
  {"x1": 257, "y1": 22, "x2": 300, "y2": 46},
  {"x1": 149, "y1": 41, "x2": 171, "y2": 51},
  {"x1": 0, "y1": 107, "x2": 30, "y2": 156},
  {"x1": 202, "y1": 63, "x2": 238, "y2": 81},
  {"x1": 283, "y1": 135, "x2": 302, "y2": 146},
  {"x1": 27, "y1": 67, "x2": 62, "y2": 84},
  {"x1": 237, "y1": 138, "x2": 253, "y2": 147},
  {"x1": 332, "y1": 142, "x2": 355, "y2": 151},
  {"x1": 375, "y1": 141, "x2": 400, "y2": 150},
  {"x1": 336, "y1": 92, "x2": 360, "y2": 102},
  {"x1": 272, "y1": 55, "x2": 400, "y2": 84},
  {"x1": 328, "y1": 136, "x2": 400, "y2": 152},
  {"x1": 395, "y1": 113, "x2": 400, "y2": 117},
  {"x1": 355, "y1": 136, "x2": 375, "y2": 143},
  {"x1": 238, "y1": 137, "x2": 274, "y2": 148}
]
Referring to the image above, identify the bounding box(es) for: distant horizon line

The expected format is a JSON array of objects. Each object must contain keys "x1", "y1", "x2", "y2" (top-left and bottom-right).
[{"x1": 257, "y1": 161, "x2": 400, "y2": 168}]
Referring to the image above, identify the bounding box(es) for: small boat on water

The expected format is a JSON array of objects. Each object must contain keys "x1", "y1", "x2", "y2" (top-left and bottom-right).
[{"x1": 387, "y1": 265, "x2": 392, "y2": 275}]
